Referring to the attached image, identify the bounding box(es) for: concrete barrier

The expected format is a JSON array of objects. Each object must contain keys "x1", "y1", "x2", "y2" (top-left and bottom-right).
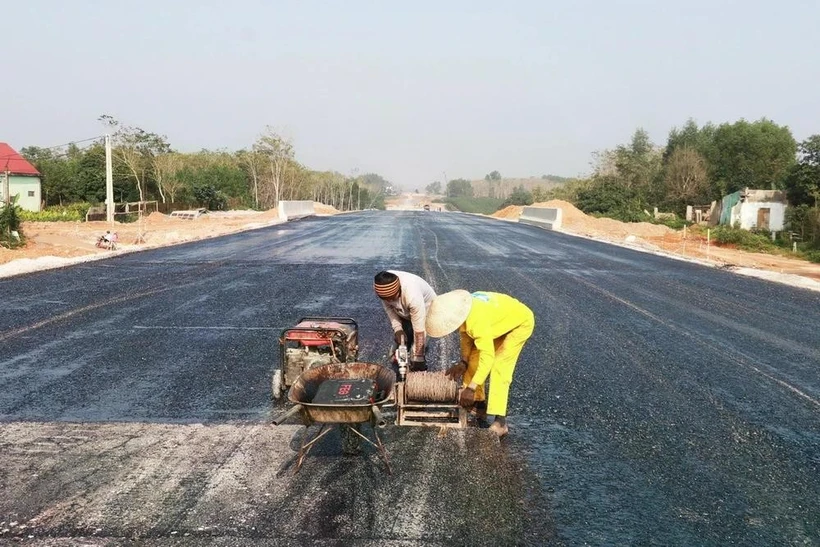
[
  {"x1": 278, "y1": 201, "x2": 315, "y2": 221},
  {"x1": 519, "y1": 206, "x2": 562, "y2": 230}
]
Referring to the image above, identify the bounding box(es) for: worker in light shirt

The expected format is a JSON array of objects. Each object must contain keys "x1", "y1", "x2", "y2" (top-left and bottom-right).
[
  {"x1": 373, "y1": 270, "x2": 437, "y2": 371},
  {"x1": 425, "y1": 290, "x2": 535, "y2": 437}
]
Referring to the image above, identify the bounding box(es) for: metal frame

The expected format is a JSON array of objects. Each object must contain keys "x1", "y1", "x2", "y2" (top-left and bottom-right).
[
  {"x1": 273, "y1": 363, "x2": 396, "y2": 474},
  {"x1": 276, "y1": 317, "x2": 360, "y2": 398},
  {"x1": 294, "y1": 421, "x2": 392, "y2": 475},
  {"x1": 395, "y1": 382, "x2": 467, "y2": 429}
]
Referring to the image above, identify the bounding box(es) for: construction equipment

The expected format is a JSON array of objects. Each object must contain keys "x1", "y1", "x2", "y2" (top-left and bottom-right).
[
  {"x1": 388, "y1": 331, "x2": 465, "y2": 427},
  {"x1": 273, "y1": 317, "x2": 358, "y2": 400},
  {"x1": 272, "y1": 362, "x2": 395, "y2": 474},
  {"x1": 395, "y1": 341, "x2": 409, "y2": 382},
  {"x1": 270, "y1": 318, "x2": 468, "y2": 473},
  {"x1": 394, "y1": 371, "x2": 467, "y2": 428}
]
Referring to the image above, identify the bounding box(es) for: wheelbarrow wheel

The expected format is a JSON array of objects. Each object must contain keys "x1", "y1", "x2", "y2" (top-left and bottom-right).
[
  {"x1": 271, "y1": 369, "x2": 284, "y2": 400},
  {"x1": 341, "y1": 424, "x2": 362, "y2": 455}
]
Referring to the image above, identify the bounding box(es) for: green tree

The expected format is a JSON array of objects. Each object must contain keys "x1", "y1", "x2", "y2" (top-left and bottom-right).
[
  {"x1": 502, "y1": 185, "x2": 533, "y2": 206},
  {"x1": 21, "y1": 146, "x2": 74, "y2": 206},
  {"x1": 710, "y1": 118, "x2": 796, "y2": 195},
  {"x1": 425, "y1": 181, "x2": 442, "y2": 194},
  {"x1": 783, "y1": 135, "x2": 820, "y2": 208},
  {"x1": 192, "y1": 184, "x2": 228, "y2": 210},
  {"x1": 613, "y1": 128, "x2": 662, "y2": 193},
  {"x1": 576, "y1": 176, "x2": 645, "y2": 221},
  {"x1": 75, "y1": 143, "x2": 107, "y2": 203},
  {"x1": 446, "y1": 178, "x2": 473, "y2": 198},
  {"x1": 663, "y1": 119, "x2": 717, "y2": 162}
]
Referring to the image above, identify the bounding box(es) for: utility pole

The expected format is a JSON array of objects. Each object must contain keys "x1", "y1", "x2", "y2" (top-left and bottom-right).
[
  {"x1": 443, "y1": 171, "x2": 448, "y2": 197},
  {"x1": 3, "y1": 166, "x2": 9, "y2": 207},
  {"x1": 105, "y1": 134, "x2": 114, "y2": 224}
]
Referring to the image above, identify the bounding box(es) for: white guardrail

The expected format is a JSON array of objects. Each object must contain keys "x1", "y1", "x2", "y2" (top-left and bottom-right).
[
  {"x1": 277, "y1": 200, "x2": 316, "y2": 222},
  {"x1": 519, "y1": 207, "x2": 563, "y2": 230}
]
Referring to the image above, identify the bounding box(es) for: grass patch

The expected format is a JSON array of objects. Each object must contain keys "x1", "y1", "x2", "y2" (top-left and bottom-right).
[{"x1": 443, "y1": 197, "x2": 505, "y2": 215}]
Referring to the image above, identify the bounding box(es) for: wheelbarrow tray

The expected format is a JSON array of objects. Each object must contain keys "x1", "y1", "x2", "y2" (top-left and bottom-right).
[{"x1": 288, "y1": 362, "x2": 396, "y2": 424}]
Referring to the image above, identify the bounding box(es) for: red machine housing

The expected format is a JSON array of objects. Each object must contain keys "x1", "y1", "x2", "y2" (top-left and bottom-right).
[{"x1": 273, "y1": 317, "x2": 358, "y2": 400}]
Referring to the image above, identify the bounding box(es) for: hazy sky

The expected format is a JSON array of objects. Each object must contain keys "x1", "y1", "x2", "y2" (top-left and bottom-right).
[{"x1": 4, "y1": 1, "x2": 819, "y2": 189}]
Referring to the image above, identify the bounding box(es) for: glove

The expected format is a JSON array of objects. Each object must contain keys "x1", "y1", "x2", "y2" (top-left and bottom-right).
[
  {"x1": 458, "y1": 387, "x2": 475, "y2": 409},
  {"x1": 409, "y1": 359, "x2": 427, "y2": 372},
  {"x1": 445, "y1": 361, "x2": 467, "y2": 381}
]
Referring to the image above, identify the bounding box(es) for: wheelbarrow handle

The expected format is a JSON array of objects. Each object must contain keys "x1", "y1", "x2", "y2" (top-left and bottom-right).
[
  {"x1": 272, "y1": 404, "x2": 304, "y2": 425},
  {"x1": 372, "y1": 405, "x2": 387, "y2": 428}
]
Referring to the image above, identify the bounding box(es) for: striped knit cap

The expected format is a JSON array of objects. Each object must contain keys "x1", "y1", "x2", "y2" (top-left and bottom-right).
[{"x1": 374, "y1": 277, "x2": 401, "y2": 299}]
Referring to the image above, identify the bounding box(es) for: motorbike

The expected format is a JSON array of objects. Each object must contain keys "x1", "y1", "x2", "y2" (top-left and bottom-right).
[{"x1": 96, "y1": 233, "x2": 118, "y2": 250}]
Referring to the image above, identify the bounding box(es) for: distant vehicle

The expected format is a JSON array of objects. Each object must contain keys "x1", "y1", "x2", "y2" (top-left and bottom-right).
[{"x1": 423, "y1": 204, "x2": 430, "y2": 211}]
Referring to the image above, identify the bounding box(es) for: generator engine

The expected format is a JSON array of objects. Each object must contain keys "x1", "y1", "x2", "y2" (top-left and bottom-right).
[{"x1": 273, "y1": 317, "x2": 358, "y2": 400}]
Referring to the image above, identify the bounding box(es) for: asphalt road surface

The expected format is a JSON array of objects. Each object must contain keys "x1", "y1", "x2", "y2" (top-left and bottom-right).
[{"x1": 1, "y1": 211, "x2": 818, "y2": 546}]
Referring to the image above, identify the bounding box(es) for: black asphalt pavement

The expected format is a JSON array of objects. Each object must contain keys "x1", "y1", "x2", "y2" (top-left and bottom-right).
[{"x1": 1, "y1": 210, "x2": 818, "y2": 546}]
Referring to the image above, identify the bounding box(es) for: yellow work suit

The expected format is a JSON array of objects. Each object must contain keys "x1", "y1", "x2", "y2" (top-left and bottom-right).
[{"x1": 460, "y1": 292, "x2": 535, "y2": 416}]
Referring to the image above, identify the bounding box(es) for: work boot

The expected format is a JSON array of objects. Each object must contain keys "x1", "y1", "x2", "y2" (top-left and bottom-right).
[{"x1": 489, "y1": 417, "x2": 508, "y2": 438}]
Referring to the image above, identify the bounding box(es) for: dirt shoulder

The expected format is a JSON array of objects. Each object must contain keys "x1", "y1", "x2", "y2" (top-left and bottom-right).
[{"x1": 492, "y1": 200, "x2": 820, "y2": 288}]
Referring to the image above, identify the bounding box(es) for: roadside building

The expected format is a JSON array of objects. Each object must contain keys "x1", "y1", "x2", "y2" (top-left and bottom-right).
[
  {"x1": 0, "y1": 142, "x2": 42, "y2": 212},
  {"x1": 710, "y1": 188, "x2": 788, "y2": 231}
]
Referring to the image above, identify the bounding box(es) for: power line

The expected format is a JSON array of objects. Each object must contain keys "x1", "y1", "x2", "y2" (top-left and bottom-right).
[
  {"x1": 4, "y1": 136, "x2": 104, "y2": 156},
  {"x1": 0, "y1": 135, "x2": 106, "y2": 163}
]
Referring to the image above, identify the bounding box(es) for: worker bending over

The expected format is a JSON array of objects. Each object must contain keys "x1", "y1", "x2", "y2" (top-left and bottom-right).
[
  {"x1": 426, "y1": 290, "x2": 535, "y2": 437},
  {"x1": 373, "y1": 270, "x2": 437, "y2": 371}
]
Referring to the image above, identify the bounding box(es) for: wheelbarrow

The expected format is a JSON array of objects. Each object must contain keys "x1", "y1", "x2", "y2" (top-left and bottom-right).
[{"x1": 272, "y1": 362, "x2": 396, "y2": 474}]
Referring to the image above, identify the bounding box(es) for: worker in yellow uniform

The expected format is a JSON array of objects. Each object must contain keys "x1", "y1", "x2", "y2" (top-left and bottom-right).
[{"x1": 425, "y1": 290, "x2": 535, "y2": 437}]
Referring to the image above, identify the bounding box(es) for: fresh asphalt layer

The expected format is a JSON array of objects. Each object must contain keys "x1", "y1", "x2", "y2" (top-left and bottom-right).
[{"x1": 0, "y1": 211, "x2": 818, "y2": 546}]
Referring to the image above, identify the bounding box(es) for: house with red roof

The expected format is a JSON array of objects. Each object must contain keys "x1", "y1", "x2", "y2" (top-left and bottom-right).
[{"x1": 0, "y1": 142, "x2": 42, "y2": 212}]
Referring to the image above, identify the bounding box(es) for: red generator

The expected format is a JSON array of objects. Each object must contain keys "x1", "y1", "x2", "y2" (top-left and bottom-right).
[{"x1": 273, "y1": 317, "x2": 359, "y2": 400}]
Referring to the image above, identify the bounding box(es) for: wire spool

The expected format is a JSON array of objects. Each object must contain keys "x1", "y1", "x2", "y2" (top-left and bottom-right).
[{"x1": 405, "y1": 371, "x2": 459, "y2": 403}]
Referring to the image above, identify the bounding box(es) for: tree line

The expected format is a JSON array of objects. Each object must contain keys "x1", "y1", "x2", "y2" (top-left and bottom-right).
[
  {"x1": 21, "y1": 116, "x2": 391, "y2": 213},
  {"x1": 428, "y1": 117, "x2": 820, "y2": 246}
]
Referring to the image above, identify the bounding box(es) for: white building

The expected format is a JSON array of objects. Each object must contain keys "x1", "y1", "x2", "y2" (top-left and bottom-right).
[{"x1": 713, "y1": 188, "x2": 788, "y2": 231}]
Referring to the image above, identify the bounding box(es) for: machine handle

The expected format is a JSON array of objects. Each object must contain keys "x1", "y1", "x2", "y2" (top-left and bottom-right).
[{"x1": 272, "y1": 404, "x2": 304, "y2": 425}]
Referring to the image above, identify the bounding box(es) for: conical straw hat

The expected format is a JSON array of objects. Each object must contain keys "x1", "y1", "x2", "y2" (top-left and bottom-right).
[{"x1": 426, "y1": 290, "x2": 472, "y2": 337}]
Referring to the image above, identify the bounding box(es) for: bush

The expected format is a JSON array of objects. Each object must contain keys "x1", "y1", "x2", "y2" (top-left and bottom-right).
[
  {"x1": 192, "y1": 184, "x2": 228, "y2": 211},
  {"x1": 805, "y1": 250, "x2": 820, "y2": 263},
  {"x1": 502, "y1": 185, "x2": 533, "y2": 207},
  {"x1": 575, "y1": 177, "x2": 646, "y2": 222},
  {"x1": 0, "y1": 200, "x2": 24, "y2": 248},
  {"x1": 19, "y1": 203, "x2": 92, "y2": 222},
  {"x1": 651, "y1": 216, "x2": 690, "y2": 230},
  {"x1": 711, "y1": 225, "x2": 776, "y2": 252}
]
